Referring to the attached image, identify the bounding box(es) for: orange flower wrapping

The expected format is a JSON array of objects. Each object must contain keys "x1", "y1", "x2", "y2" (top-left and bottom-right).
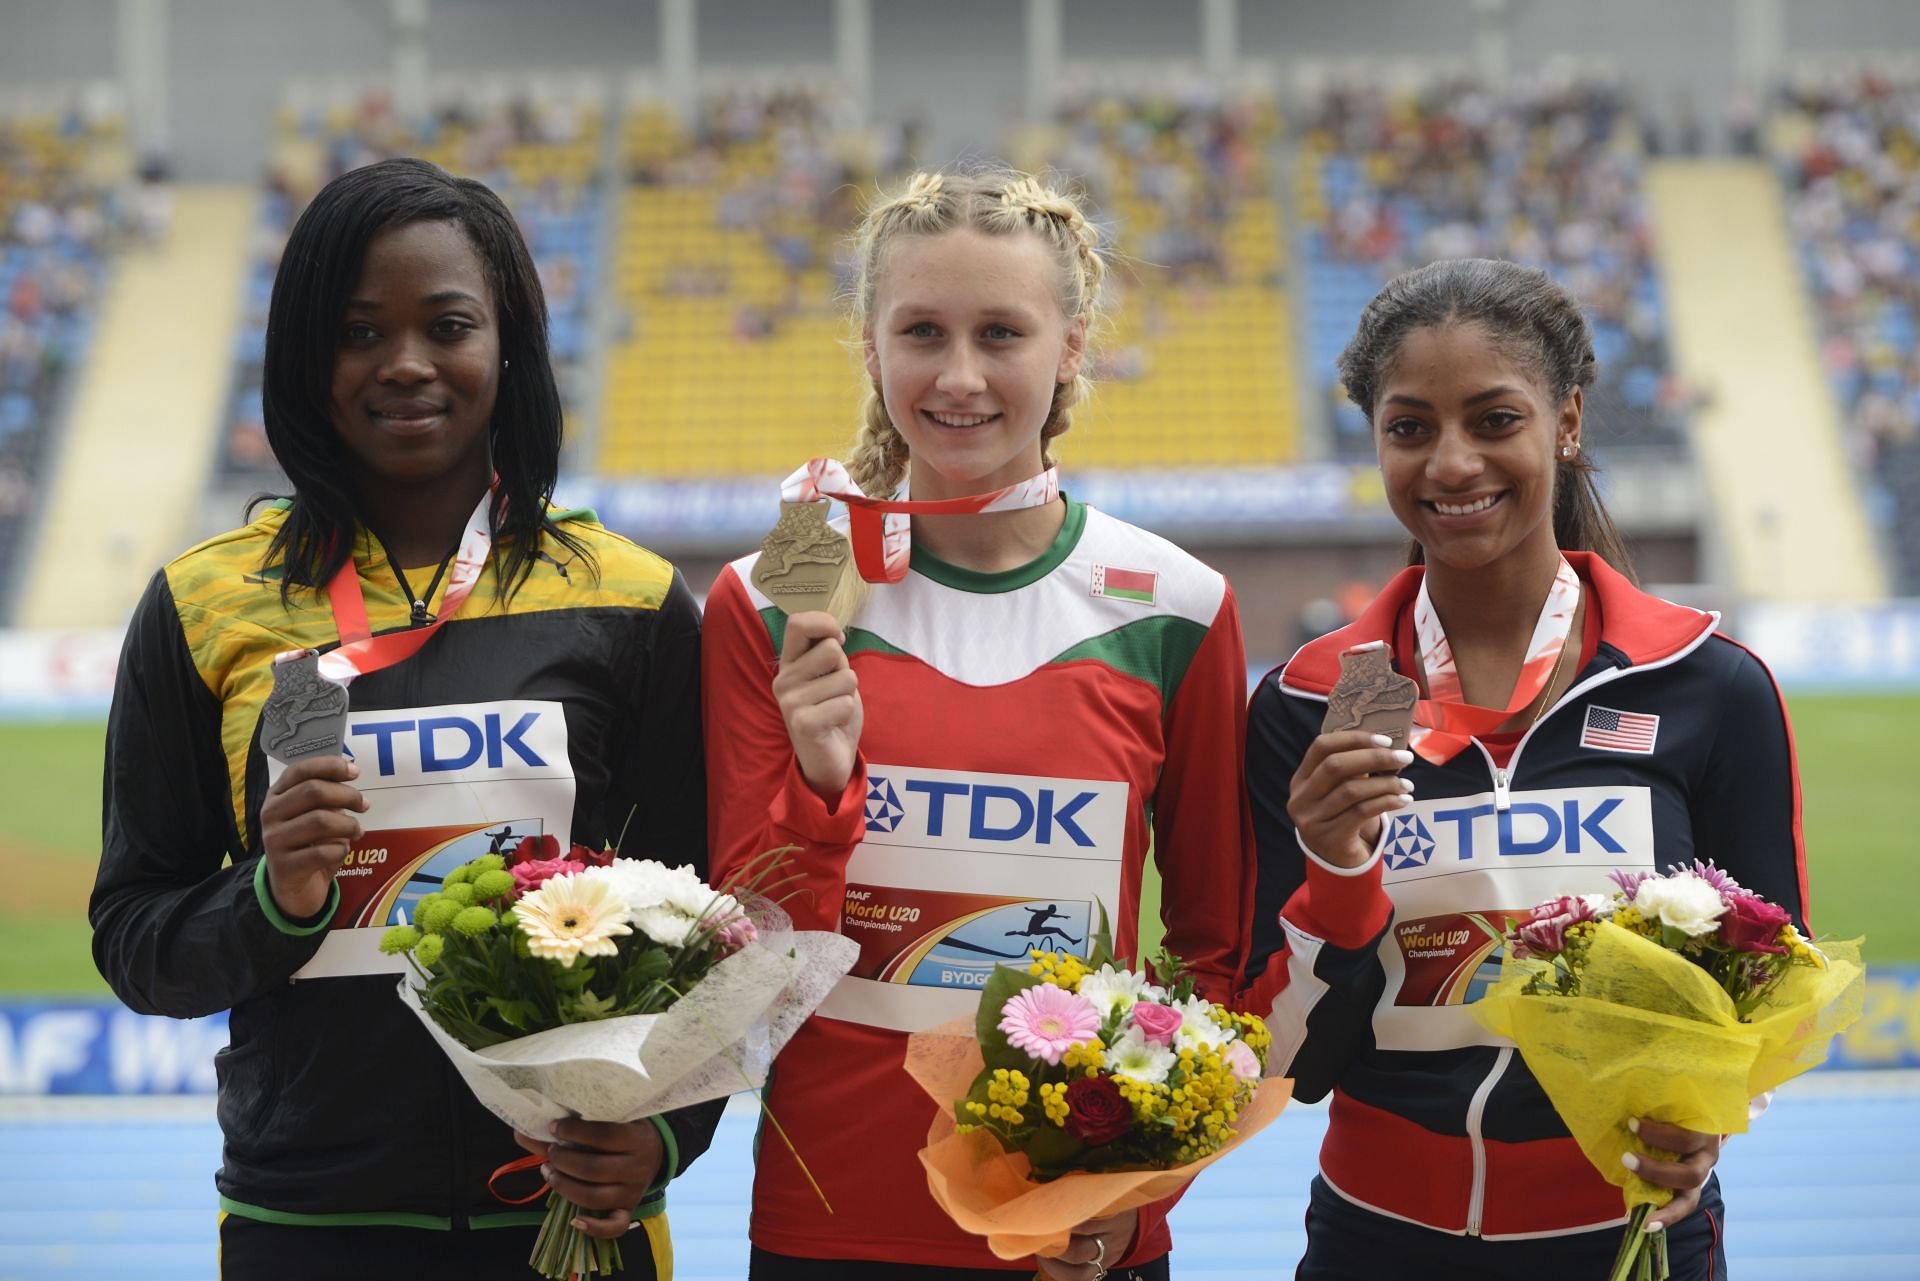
[{"x1": 904, "y1": 1017, "x2": 1294, "y2": 1260}]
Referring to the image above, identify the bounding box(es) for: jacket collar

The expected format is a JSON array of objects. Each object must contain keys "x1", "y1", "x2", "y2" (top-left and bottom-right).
[{"x1": 1280, "y1": 551, "x2": 1715, "y2": 697}]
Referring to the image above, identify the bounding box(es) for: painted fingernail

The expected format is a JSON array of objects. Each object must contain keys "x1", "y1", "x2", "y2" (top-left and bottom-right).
[
  {"x1": 1391, "y1": 795, "x2": 1414, "y2": 807},
  {"x1": 571, "y1": 1218, "x2": 587, "y2": 1232},
  {"x1": 1398, "y1": 777, "x2": 1416, "y2": 792},
  {"x1": 1370, "y1": 734, "x2": 1393, "y2": 747},
  {"x1": 1619, "y1": 1152, "x2": 1640, "y2": 1172},
  {"x1": 541, "y1": 1163, "x2": 554, "y2": 1181},
  {"x1": 1643, "y1": 1219, "x2": 1664, "y2": 1235},
  {"x1": 1628, "y1": 1118, "x2": 1641, "y2": 1135},
  {"x1": 1391, "y1": 750, "x2": 1414, "y2": 765}
]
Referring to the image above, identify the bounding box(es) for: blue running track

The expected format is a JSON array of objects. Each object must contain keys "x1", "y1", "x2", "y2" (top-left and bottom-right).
[{"x1": 3, "y1": 1075, "x2": 1917, "y2": 1280}]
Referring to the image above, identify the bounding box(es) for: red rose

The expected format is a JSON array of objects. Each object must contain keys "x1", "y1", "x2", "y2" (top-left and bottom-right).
[
  {"x1": 511, "y1": 834, "x2": 561, "y2": 866},
  {"x1": 1063, "y1": 1075, "x2": 1132, "y2": 1146},
  {"x1": 1720, "y1": 893, "x2": 1791, "y2": 954},
  {"x1": 571, "y1": 842, "x2": 616, "y2": 868}
]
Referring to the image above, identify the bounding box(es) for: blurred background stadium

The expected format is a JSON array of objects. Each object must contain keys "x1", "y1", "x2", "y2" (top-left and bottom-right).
[{"x1": 2, "y1": 1, "x2": 1918, "y2": 1277}]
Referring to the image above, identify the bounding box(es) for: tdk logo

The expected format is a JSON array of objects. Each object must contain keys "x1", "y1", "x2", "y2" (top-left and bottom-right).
[
  {"x1": 1383, "y1": 814, "x2": 1436, "y2": 871},
  {"x1": 861, "y1": 763, "x2": 1128, "y2": 859},
  {"x1": 865, "y1": 777, "x2": 905, "y2": 834},
  {"x1": 1383, "y1": 786, "x2": 1653, "y2": 878},
  {"x1": 328, "y1": 701, "x2": 569, "y2": 783}
]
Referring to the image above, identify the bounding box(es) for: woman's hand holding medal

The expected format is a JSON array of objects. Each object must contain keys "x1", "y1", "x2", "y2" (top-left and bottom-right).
[
  {"x1": 773, "y1": 611, "x2": 864, "y2": 802},
  {"x1": 259, "y1": 755, "x2": 369, "y2": 918}
]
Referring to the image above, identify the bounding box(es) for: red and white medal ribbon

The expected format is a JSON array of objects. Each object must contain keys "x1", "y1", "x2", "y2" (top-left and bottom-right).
[
  {"x1": 273, "y1": 487, "x2": 495, "y2": 685},
  {"x1": 1407, "y1": 556, "x2": 1581, "y2": 764},
  {"x1": 779, "y1": 458, "x2": 1061, "y2": 584}
]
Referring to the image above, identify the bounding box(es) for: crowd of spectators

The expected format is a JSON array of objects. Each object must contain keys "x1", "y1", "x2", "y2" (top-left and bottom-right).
[
  {"x1": 1303, "y1": 79, "x2": 1697, "y2": 457},
  {"x1": 220, "y1": 89, "x2": 603, "y2": 482},
  {"x1": 0, "y1": 104, "x2": 130, "y2": 618},
  {"x1": 1773, "y1": 71, "x2": 1920, "y2": 594},
  {"x1": 623, "y1": 86, "x2": 913, "y2": 342}
]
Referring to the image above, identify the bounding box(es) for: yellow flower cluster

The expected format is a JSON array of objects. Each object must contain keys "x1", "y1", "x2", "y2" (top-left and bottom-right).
[
  {"x1": 1062, "y1": 1037, "x2": 1106, "y2": 1076},
  {"x1": 1038, "y1": 1081, "x2": 1070, "y2": 1126},
  {"x1": 1116, "y1": 1075, "x2": 1169, "y2": 1123},
  {"x1": 984, "y1": 1067, "x2": 1031, "y2": 1125},
  {"x1": 1783, "y1": 925, "x2": 1825, "y2": 968},
  {"x1": 1610, "y1": 905, "x2": 1655, "y2": 938},
  {"x1": 1027, "y1": 949, "x2": 1089, "y2": 990},
  {"x1": 1231, "y1": 1011, "x2": 1272, "y2": 1055}
]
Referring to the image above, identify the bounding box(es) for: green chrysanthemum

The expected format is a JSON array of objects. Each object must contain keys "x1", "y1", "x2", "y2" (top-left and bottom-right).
[
  {"x1": 472, "y1": 869, "x2": 515, "y2": 900},
  {"x1": 442, "y1": 865, "x2": 473, "y2": 886},
  {"x1": 442, "y1": 882, "x2": 477, "y2": 907},
  {"x1": 413, "y1": 932, "x2": 445, "y2": 968},
  {"x1": 418, "y1": 898, "x2": 464, "y2": 934},
  {"x1": 378, "y1": 924, "x2": 421, "y2": 955},
  {"x1": 451, "y1": 905, "x2": 499, "y2": 937},
  {"x1": 471, "y1": 854, "x2": 505, "y2": 873}
]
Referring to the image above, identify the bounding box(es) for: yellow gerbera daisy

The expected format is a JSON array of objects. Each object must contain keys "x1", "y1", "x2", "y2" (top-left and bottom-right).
[{"x1": 514, "y1": 872, "x2": 632, "y2": 967}]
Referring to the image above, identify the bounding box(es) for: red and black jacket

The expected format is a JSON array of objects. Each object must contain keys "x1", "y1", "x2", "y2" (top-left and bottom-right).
[{"x1": 1240, "y1": 552, "x2": 1809, "y2": 1238}]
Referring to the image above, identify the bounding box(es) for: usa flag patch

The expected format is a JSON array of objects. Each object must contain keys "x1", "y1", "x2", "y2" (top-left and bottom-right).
[{"x1": 1581, "y1": 705, "x2": 1659, "y2": 754}]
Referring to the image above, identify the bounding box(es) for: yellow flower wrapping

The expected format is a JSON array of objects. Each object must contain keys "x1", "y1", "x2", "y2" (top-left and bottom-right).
[{"x1": 1470, "y1": 922, "x2": 1865, "y2": 1211}]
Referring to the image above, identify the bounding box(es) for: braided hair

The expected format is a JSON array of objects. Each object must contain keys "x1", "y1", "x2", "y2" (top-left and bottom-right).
[{"x1": 846, "y1": 168, "x2": 1108, "y2": 496}]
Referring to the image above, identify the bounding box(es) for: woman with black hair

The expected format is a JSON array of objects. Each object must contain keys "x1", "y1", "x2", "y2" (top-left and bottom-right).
[
  {"x1": 1241, "y1": 259, "x2": 1808, "y2": 1279},
  {"x1": 89, "y1": 158, "x2": 717, "y2": 1279}
]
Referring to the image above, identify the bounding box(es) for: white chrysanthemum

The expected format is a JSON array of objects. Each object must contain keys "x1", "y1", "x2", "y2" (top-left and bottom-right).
[
  {"x1": 1107, "y1": 1027, "x2": 1178, "y2": 1085},
  {"x1": 1076, "y1": 964, "x2": 1165, "y2": 1018},
  {"x1": 629, "y1": 903, "x2": 701, "y2": 948},
  {"x1": 515, "y1": 872, "x2": 632, "y2": 967},
  {"x1": 1170, "y1": 995, "x2": 1229, "y2": 1052},
  {"x1": 1634, "y1": 873, "x2": 1728, "y2": 938},
  {"x1": 1579, "y1": 893, "x2": 1614, "y2": 919}
]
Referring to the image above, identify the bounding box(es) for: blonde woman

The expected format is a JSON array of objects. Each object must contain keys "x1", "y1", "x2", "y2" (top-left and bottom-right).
[{"x1": 703, "y1": 169, "x2": 1254, "y2": 1279}]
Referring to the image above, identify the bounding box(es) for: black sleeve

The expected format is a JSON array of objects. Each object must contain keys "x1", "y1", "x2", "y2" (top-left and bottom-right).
[
  {"x1": 1242, "y1": 675, "x2": 1392, "y2": 1103},
  {"x1": 607, "y1": 568, "x2": 708, "y2": 875},
  {"x1": 1691, "y1": 644, "x2": 1810, "y2": 931},
  {"x1": 611, "y1": 566, "x2": 725, "y2": 1173},
  {"x1": 90, "y1": 571, "x2": 330, "y2": 1018}
]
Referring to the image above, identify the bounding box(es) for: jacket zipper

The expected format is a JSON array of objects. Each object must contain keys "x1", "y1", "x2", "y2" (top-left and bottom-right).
[{"x1": 1463, "y1": 1046, "x2": 1512, "y2": 1235}]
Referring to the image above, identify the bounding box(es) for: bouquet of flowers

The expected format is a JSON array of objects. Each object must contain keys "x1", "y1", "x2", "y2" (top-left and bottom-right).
[
  {"x1": 382, "y1": 839, "x2": 856, "y2": 1280},
  {"x1": 904, "y1": 938, "x2": 1290, "y2": 1262},
  {"x1": 1471, "y1": 862, "x2": 1864, "y2": 1281}
]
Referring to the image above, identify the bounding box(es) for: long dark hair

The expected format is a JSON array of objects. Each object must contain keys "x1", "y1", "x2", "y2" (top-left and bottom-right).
[
  {"x1": 258, "y1": 156, "x2": 590, "y2": 603},
  {"x1": 1336, "y1": 257, "x2": 1636, "y2": 580}
]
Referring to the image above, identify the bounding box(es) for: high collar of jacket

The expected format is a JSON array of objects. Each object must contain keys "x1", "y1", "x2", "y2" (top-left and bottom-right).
[{"x1": 1280, "y1": 551, "x2": 1716, "y2": 697}]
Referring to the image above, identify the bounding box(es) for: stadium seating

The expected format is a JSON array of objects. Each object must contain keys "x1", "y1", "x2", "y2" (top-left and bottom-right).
[
  {"x1": 597, "y1": 88, "x2": 889, "y2": 478},
  {"x1": 0, "y1": 97, "x2": 129, "y2": 620},
  {"x1": 1018, "y1": 88, "x2": 1300, "y2": 469},
  {"x1": 219, "y1": 85, "x2": 605, "y2": 485},
  {"x1": 1297, "y1": 79, "x2": 1691, "y2": 460},
  {"x1": 1771, "y1": 72, "x2": 1920, "y2": 595}
]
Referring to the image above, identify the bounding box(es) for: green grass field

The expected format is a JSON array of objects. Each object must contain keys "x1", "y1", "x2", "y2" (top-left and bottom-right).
[{"x1": 4, "y1": 694, "x2": 1913, "y2": 996}]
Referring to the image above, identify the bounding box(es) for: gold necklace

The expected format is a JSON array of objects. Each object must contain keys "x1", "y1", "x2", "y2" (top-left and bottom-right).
[{"x1": 1518, "y1": 592, "x2": 1582, "y2": 735}]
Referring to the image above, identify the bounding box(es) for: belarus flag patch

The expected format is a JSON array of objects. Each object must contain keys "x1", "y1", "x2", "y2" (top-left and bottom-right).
[
  {"x1": 1580, "y1": 705, "x2": 1660, "y2": 754},
  {"x1": 1091, "y1": 564, "x2": 1157, "y2": 605}
]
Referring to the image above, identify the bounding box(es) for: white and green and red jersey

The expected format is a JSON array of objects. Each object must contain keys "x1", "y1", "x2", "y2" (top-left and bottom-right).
[{"x1": 703, "y1": 499, "x2": 1254, "y2": 1269}]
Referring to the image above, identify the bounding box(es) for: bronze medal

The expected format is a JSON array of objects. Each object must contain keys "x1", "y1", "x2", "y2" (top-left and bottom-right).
[
  {"x1": 261, "y1": 651, "x2": 351, "y2": 765},
  {"x1": 750, "y1": 500, "x2": 863, "y2": 624},
  {"x1": 1322, "y1": 642, "x2": 1419, "y2": 750}
]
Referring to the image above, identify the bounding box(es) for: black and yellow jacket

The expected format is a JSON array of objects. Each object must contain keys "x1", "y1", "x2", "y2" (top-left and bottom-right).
[{"x1": 89, "y1": 504, "x2": 723, "y2": 1252}]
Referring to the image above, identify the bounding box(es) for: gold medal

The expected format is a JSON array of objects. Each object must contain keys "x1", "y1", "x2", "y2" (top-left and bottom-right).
[{"x1": 750, "y1": 501, "x2": 865, "y2": 625}]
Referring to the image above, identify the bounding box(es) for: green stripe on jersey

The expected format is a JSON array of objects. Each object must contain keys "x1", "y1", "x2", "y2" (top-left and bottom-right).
[{"x1": 1050, "y1": 614, "x2": 1209, "y2": 704}]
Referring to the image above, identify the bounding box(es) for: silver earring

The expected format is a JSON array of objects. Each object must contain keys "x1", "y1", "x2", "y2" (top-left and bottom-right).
[
  {"x1": 502, "y1": 358, "x2": 510, "y2": 370},
  {"x1": 1562, "y1": 444, "x2": 1575, "y2": 458}
]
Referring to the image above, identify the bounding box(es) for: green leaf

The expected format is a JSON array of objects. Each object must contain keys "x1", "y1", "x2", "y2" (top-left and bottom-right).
[
  {"x1": 1020, "y1": 1118, "x2": 1089, "y2": 1179},
  {"x1": 1087, "y1": 899, "x2": 1116, "y2": 970}
]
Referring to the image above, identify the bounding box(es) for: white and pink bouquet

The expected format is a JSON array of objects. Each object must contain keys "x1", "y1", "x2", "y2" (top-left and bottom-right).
[
  {"x1": 382, "y1": 840, "x2": 855, "y2": 1280},
  {"x1": 1474, "y1": 862, "x2": 1863, "y2": 1281}
]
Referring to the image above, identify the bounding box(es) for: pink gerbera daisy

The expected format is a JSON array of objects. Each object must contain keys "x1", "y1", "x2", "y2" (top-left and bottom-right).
[{"x1": 998, "y1": 983, "x2": 1101, "y2": 1065}]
